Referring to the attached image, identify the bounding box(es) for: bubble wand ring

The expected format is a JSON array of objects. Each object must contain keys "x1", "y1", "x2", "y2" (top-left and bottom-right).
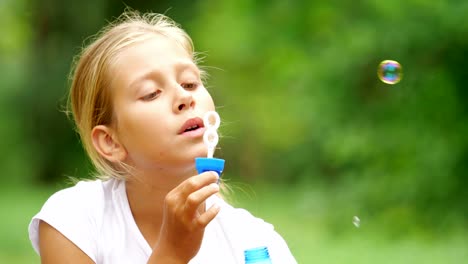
[{"x1": 203, "y1": 111, "x2": 220, "y2": 158}]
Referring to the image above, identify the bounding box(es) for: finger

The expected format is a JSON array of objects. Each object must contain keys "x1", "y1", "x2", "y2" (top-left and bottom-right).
[
  {"x1": 176, "y1": 171, "x2": 219, "y2": 198},
  {"x1": 184, "y1": 183, "x2": 219, "y2": 217},
  {"x1": 194, "y1": 203, "x2": 221, "y2": 228}
]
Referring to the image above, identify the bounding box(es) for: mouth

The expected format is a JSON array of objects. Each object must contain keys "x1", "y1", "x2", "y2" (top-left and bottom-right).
[{"x1": 179, "y1": 117, "x2": 205, "y2": 135}]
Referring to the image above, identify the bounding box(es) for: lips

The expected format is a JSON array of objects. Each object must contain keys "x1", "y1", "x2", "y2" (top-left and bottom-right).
[{"x1": 178, "y1": 117, "x2": 204, "y2": 134}]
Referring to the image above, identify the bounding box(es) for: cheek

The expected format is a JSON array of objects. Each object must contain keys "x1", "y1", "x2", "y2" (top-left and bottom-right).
[
  {"x1": 199, "y1": 90, "x2": 215, "y2": 110},
  {"x1": 117, "y1": 116, "x2": 173, "y2": 166},
  {"x1": 120, "y1": 112, "x2": 166, "y2": 140},
  {"x1": 114, "y1": 107, "x2": 164, "y2": 148}
]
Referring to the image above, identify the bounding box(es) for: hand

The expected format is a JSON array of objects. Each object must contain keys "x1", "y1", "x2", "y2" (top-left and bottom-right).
[{"x1": 149, "y1": 171, "x2": 221, "y2": 263}]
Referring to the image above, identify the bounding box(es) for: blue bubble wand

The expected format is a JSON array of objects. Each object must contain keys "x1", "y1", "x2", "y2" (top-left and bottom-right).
[{"x1": 195, "y1": 111, "x2": 225, "y2": 176}]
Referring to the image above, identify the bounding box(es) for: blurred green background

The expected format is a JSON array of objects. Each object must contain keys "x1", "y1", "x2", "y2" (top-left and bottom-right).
[{"x1": 1, "y1": 0, "x2": 467, "y2": 263}]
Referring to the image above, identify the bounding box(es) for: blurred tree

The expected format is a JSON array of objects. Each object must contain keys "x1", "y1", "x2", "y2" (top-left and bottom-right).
[
  {"x1": 190, "y1": 0, "x2": 468, "y2": 225},
  {"x1": 0, "y1": 0, "x2": 36, "y2": 186}
]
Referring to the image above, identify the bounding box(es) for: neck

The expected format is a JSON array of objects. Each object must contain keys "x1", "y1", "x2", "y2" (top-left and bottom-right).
[
  {"x1": 126, "y1": 165, "x2": 197, "y2": 215},
  {"x1": 124, "y1": 166, "x2": 198, "y2": 247}
]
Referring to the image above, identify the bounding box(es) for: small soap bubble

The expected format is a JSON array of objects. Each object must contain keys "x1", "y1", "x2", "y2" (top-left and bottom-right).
[
  {"x1": 377, "y1": 60, "x2": 402, "y2": 84},
  {"x1": 353, "y1": 216, "x2": 360, "y2": 228}
]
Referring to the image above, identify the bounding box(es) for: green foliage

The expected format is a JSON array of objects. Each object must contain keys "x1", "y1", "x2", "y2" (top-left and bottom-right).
[
  {"x1": 190, "y1": 0, "x2": 468, "y2": 224},
  {"x1": 0, "y1": 0, "x2": 466, "y2": 244}
]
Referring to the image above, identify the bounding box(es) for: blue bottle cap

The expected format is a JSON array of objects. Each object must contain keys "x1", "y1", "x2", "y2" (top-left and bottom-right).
[
  {"x1": 244, "y1": 246, "x2": 271, "y2": 263},
  {"x1": 195, "y1": 157, "x2": 225, "y2": 176}
]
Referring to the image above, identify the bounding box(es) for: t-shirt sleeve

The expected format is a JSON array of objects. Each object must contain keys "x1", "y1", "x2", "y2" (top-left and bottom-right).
[{"x1": 28, "y1": 181, "x2": 102, "y2": 262}]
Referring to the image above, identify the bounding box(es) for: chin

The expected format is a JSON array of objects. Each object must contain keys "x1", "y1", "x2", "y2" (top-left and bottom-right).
[
  {"x1": 178, "y1": 150, "x2": 207, "y2": 165},
  {"x1": 192, "y1": 145, "x2": 209, "y2": 159},
  {"x1": 191, "y1": 152, "x2": 208, "y2": 161},
  {"x1": 180, "y1": 145, "x2": 208, "y2": 163}
]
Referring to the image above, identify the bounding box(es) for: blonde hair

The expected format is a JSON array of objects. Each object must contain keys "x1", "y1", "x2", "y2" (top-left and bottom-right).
[{"x1": 68, "y1": 11, "x2": 200, "y2": 180}]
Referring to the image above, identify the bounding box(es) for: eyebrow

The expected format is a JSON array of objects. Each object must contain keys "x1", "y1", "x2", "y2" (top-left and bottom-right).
[
  {"x1": 129, "y1": 61, "x2": 200, "y2": 91},
  {"x1": 175, "y1": 61, "x2": 200, "y2": 74}
]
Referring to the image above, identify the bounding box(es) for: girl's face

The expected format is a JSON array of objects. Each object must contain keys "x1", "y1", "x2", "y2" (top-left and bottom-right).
[{"x1": 109, "y1": 35, "x2": 215, "y2": 172}]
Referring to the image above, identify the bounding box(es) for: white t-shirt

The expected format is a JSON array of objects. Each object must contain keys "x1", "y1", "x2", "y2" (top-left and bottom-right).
[{"x1": 29, "y1": 179, "x2": 297, "y2": 263}]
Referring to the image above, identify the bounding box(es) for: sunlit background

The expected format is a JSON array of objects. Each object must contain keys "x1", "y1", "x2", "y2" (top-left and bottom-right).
[{"x1": 1, "y1": 0, "x2": 467, "y2": 263}]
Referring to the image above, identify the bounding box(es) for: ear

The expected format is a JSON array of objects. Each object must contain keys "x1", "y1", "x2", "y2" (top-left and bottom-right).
[{"x1": 91, "y1": 125, "x2": 127, "y2": 163}]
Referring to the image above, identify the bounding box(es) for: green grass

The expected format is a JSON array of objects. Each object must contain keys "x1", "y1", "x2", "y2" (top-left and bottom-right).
[
  {"x1": 1, "y1": 182, "x2": 467, "y2": 263},
  {"x1": 0, "y1": 184, "x2": 58, "y2": 263},
  {"x1": 228, "y1": 181, "x2": 468, "y2": 263}
]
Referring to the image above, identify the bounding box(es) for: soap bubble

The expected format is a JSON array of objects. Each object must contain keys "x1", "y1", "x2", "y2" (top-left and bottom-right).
[
  {"x1": 353, "y1": 216, "x2": 360, "y2": 228},
  {"x1": 377, "y1": 60, "x2": 402, "y2": 84}
]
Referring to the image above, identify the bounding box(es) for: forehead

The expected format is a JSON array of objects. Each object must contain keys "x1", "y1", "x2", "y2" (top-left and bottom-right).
[{"x1": 113, "y1": 34, "x2": 193, "y2": 74}]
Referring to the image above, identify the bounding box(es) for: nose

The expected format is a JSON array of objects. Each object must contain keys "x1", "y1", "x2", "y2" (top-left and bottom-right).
[{"x1": 173, "y1": 85, "x2": 195, "y2": 113}]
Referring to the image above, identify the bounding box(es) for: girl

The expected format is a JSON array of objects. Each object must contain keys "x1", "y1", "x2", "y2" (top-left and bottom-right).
[{"x1": 29, "y1": 11, "x2": 297, "y2": 264}]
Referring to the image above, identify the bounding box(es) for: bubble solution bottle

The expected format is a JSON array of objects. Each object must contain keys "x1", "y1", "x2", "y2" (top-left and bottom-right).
[{"x1": 244, "y1": 246, "x2": 272, "y2": 264}]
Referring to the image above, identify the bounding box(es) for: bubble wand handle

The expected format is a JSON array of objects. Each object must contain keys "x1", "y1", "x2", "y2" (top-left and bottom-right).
[{"x1": 203, "y1": 111, "x2": 220, "y2": 158}]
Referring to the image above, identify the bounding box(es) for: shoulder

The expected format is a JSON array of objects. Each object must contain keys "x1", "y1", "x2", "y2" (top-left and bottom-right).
[
  {"x1": 36, "y1": 180, "x2": 107, "y2": 219},
  {"x1": 48, "y1": 180, "x2": 105, "y2": 205},
  {"x1": 28, "y1": 179, "x2": 120, "y2": 261}
]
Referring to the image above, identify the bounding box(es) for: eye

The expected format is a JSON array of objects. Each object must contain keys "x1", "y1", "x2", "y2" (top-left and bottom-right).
[
  {"x1": 181, "y1": 82, "x2": 199, "y2": 90},
  {"x1": 141, "y1": 90, "x2": 161, "y2": 101}
]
